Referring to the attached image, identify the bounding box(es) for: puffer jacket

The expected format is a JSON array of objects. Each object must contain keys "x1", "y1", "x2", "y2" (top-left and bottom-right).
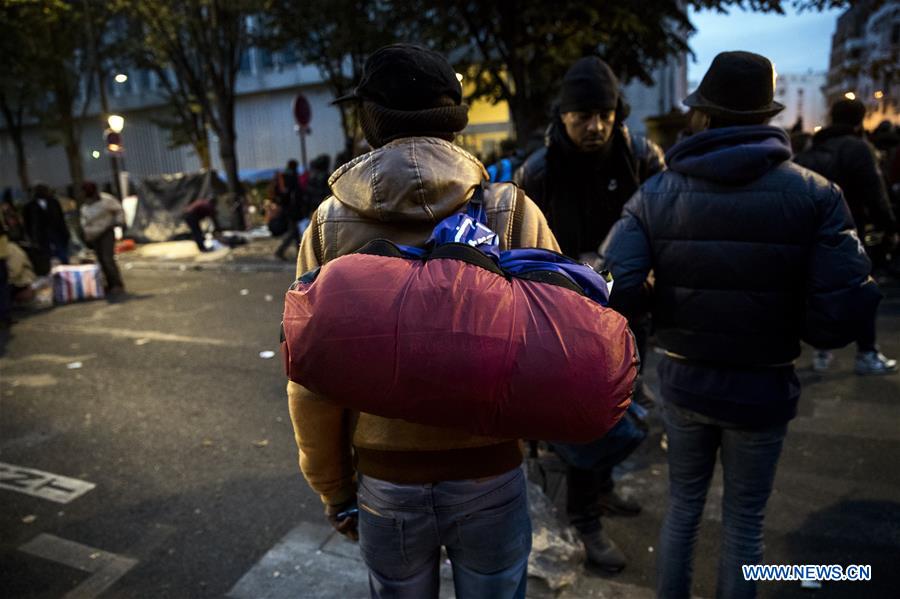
[
  {"x1": 602, "y1": 125, "x2": 880, "y2": 367},
  {"x1": 288, "y1": 136, "x2": 560, "y2": 507},
  {"x1": 795, "y1": 124, "x2": 896, "y2": 234}
]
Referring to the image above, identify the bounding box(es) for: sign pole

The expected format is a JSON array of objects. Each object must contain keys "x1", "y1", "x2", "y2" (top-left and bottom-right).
[{"x1": 299, "y1": 126, "x2": 308, "y2": 171}]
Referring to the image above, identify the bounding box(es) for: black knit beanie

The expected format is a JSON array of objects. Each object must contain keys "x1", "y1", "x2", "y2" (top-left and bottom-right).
[
  {"x1": 831, "y1": 98, "x2": 866, "y2": 127},
  {"x1": 360, "y1": 100, "x2": 469, "y2": 148},
  {"x1": 335, "y1": 44, "x2": 470, "y2": 148},
  {"x1": 559, "y1": 57, "x2": 620, "y2": 114}
]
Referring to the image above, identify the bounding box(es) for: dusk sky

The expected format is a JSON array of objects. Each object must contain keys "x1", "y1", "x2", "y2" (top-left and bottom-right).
[{"x1": 687, "y1": 6, "x2": 846, "y2": 85}]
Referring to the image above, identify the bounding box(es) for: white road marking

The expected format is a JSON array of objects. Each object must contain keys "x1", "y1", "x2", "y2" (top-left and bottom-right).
[
  {"x1": 18, "y1": 323, "x2": 234, "y2": 346},
  {"x1": 19, "y1": 533, "x2": 138, "y2": 599},
  {"x1": 0, "y1": 462, "x2": 95, "y2": 503}
]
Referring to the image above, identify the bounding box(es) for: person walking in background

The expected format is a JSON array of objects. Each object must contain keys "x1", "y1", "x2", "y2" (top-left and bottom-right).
[
  {"x1": 182, "y1": 197, "x2": 220, "y2": 253},
  {"x1": 795, "y1": 98, "x2": 898, "y2": 375},
  {"x1": 305, "y1": 154, "x2": 331, "y2": 215},
  {"x1": 80, "y1": 181, "x2": 125, "y2": 295},
  {"x1": 288, "y1": 43, "x2": 559, "y2": 599},
  {"x1": 602, "y1": 51, "x2": 881, "y2": 599},
  {"x1": 515, "y1": 55, "x2": 665, "y2": 574},
  {"x1": 23, "y1": 183, "x2": 70, "y2": 270},
  {"x1": 273, "y1": 159, "x2": 308, "y2": 261}
]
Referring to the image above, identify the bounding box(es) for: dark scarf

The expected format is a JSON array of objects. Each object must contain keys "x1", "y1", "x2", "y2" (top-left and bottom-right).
[{"x1": 543, "y1": 119, "x2": 641, "y2": 258}]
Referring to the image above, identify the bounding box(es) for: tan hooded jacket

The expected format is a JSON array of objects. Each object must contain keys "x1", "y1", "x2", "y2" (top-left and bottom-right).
[{"x1": 288, "y1": 137, "x2": 559, "y2": 506}]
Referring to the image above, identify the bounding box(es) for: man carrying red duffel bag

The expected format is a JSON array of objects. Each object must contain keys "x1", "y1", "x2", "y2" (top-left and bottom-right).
[{"x1": 285, "y1": 44, "x2": 636, "y2": 599}]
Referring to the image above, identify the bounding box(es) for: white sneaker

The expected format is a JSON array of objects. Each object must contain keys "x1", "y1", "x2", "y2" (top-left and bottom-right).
[
  {"x1": 855, "y1": 351, "x2": 899, "y2": 375},
  {"x1": 812, "y1": 350, "x2": 833, "y2": 372}
]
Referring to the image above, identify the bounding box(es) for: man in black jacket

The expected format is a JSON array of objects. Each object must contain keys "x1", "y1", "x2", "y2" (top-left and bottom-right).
[
  {"x1": 795, "y1": 99, "x2": 897, "y2": 374},
  {"x1": 602, "y1": 51, "x2": 880, "y2": 598},
  {"x1": 515, "y1": 56, "x2": 664, "y2": 573},
  {"x1": 23, "y1": 184, "x2": 70, "y2": 271}
]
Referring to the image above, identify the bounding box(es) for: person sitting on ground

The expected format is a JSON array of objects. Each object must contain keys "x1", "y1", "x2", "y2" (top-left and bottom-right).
[{"x1": 80, "y1": 181, "x2": 126, "y2": 295}]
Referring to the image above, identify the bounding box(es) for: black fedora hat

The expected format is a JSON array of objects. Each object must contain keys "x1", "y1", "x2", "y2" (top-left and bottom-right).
[{"x1": 684, "y1": 51, "x2": 784, "y2": 120}]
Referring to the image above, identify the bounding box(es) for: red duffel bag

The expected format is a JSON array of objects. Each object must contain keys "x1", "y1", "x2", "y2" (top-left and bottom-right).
[{"x1": 282, "y1": 240, "x2": 637, "y2": 443}]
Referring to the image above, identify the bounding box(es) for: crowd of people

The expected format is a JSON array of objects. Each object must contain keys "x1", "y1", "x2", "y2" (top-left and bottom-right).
[
  {"x1": 0, "y1": 181, "x2": 128, "y2": 328},
  {"x1": 282, "y1": 44, "x2": 897, "y2": 599}
]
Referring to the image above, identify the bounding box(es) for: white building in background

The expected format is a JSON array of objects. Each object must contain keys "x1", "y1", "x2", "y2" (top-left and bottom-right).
[
  {"x1": 0, "y1": 48, "x2": 350, "y2": 193},
  {"x1": 624, "y1": 54, "x2": 689, "y2": 137},
  {"x1": 770, "y1": 72, "x2": 829, "y2": 132},
  {"x1": 0, "y1": 43, "x2": 688, "y2": 193}
]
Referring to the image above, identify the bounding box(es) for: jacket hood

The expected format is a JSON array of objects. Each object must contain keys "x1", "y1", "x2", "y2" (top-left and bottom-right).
[
  {"x1": 328, "y1": 136, "x2": 488, "y2": 222},
  {"x1": 665, "y1": 125, "x2": 792, "y2": 184},
  {"x1": 811, "y1": 123, "x2": 859, "y2": 146}
]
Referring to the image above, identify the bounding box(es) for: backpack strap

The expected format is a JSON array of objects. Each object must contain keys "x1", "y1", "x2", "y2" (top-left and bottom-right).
[
  {"x1": 510, "y1": 187, "x2": 526, "y2": 246},
  {"x1": 465, "y1": 184, "x2": 488, "y2": 224}
]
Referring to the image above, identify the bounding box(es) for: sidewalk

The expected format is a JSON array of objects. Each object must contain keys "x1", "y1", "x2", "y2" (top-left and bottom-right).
[{"x1": 118, "y1": 235, "x2": 295, "y2": 273}]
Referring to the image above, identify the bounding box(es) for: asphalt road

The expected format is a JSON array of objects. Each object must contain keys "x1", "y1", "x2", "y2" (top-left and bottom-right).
[
  {"x1": 1, "y1": 268, "x2": 319, "y2": 598},
  {"x1": 1, "y1": 268, "x2": 899, "y2": 598}
]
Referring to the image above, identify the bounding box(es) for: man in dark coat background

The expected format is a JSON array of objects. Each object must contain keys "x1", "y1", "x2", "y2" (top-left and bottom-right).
[
  {"x1": 515, "y1": 56, "x2": 664, "y2": 574},
  {"x1": 602, "y1": 51, "x2": 881, "y2": 598},
  {"x1": 23, "y1": 183, "x2": 70, "y2": 272},
  {"x1": 795, "y1": 98, "x2": 897, "y2": 374}
]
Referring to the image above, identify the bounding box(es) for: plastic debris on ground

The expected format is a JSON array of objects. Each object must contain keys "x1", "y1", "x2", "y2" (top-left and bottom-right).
[
  {"x1": 135, "y1": 338, "x2": 150, "y2": 346},
  {"x1": 264, "y1": 294, "x2": 273, "y2": 302},
  {"x1": 526, "y1": 481, "x2": 584, "y2": 591},
  {"x1": 259, "y1": 350, "x2": 275, "y2": 359},
  {"x1": 22, "y1": 515, "x2": 37, "y2": 524},
  {"x1": 240, "y1": 289, "x2": 250, "y2": 296},
  {"x1": 67, "y1": 362, "x2": 83, "y2": 370},
  {"x1": 801, "y1": 580, "x2": 823, "y2": 589},
  {"x1": 253, "y1": 439, "x2": 270, "y2": 448}
]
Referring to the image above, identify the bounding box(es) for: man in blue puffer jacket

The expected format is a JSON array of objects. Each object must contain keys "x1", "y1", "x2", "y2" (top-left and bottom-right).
[{"x1": 602, "y1": 51, "x2": 880, "y2": 599}]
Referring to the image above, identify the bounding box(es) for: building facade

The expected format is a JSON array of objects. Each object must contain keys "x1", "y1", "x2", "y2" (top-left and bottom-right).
[
  {"x1": 770, "y1": 72, "x2": 829, "y2": 132},
  {"x1": 824, "y1": 0, "x2": 900, "y2": 128},
  {"x1": 0, "y1": 46, "x2": 687, "y2": 194}
]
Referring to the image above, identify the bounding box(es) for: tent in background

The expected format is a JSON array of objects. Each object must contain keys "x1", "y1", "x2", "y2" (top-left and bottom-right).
[{"x1": 129, "y1": 171, "x2": 233, "y2": 242}]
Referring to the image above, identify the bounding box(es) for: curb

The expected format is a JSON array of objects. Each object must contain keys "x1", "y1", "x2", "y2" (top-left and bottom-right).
[{"x1": 122, "y1": 260, "x2": 294, "y2": 274}]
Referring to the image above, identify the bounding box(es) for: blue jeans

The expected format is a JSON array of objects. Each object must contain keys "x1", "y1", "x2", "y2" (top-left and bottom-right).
[
  {"x1": 658, "y1": 401, "x2": 787, "y2": 599},
  {"x1": 357, "y1": 467, "x2": 531, "y2": 599}
]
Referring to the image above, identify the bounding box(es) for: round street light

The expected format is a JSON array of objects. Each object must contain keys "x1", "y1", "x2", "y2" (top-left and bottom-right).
[
  {"x1": 91, "y1": 150, "x2": 101, "y2": 159},
  {"x1": 114, "y1": 73, "x2": 128, "y2": 83},
  {"x1": 107, "y1": 114, "x2": 125, "y2": 133},
  {"x1": 874, "y1": 90, "x2": 884, "y2": 99},
  {"x1": 844, "y1": 92, "x2": 856, "y2": 100}
]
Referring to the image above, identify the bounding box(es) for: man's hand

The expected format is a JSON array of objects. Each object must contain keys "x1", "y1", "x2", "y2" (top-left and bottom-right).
[{"x1": 325, "y1": 500, "x2": 359, "y2": 541}]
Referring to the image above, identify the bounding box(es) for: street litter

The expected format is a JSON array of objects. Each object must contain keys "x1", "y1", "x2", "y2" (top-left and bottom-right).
[
  {"x1": 259, "y1": 350, "x2": 275, "y2": 359},
  {"x1": 801, "y1": 580, "x2": 823, "y2": 589},
  {"x1": 240, "y1": 289, "x2": 250, "y2": 296},
  {"x1": 22, "y1": 515, "x2": 37, "y2": 524},
  {"x1": 67, "y1": 362, "x2": 83, "y2": 369},
  {"x1": 253, "y1": 439, "x2": 270, "y2": 448},
  {"x1": 135, "y1": 338, "x2": 151, "y2": 346},
  {"x1": 264, "y1": 294, "x2": 273, "y2": 302}
]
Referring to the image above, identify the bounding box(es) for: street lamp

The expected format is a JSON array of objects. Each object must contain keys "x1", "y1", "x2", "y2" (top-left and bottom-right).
[
  {"x1": 105, "y1": 115, "x2": 126, "y2": 199},
  {"x1": 108, "y1": 114, "x2": 125, "y2": 133},
  {"x1": 114, "y1": 73, "x2": 128, "y2": 84},
  {"x1": 844, "y1": 91, "x2": 856, "y2": 100},
  {"x1": 874, "y1": 90, "x2": 884, "y2": 99}
]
